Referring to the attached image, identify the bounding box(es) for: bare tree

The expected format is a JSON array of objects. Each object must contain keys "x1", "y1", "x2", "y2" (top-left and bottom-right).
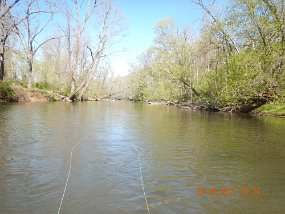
[
  {"x1": 76, "y1": 1, "x2": 115, "y2": 101},
  {"x1": 18, "y1": 0, "x2": 60, "y2": 89},
  {"x1": 0, "y1": 0, "x2": 20, "y2": 20},
  {"x1": 61, "y1": 0, "x2": 98, "y2": 97},
  {"x1": 0, "y1": 11, "x2": 11, "y2": 80},
  {"x1": 62, "y1": 0, "x2": 124, "y2": 101},
  {"x1": 0, "y1": 0, "x2": 20, "y2": 80},
  {"x1": 191, "y1": 0, "x2": 239, "y2": 53}
]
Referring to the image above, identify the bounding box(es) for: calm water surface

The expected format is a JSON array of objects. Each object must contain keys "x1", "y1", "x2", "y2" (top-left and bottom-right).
[{"x1": 0, "y1": 101, "x2": 285, "y2": 214}]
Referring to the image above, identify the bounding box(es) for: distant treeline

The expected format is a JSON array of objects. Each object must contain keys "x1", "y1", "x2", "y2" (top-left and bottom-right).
[
  {"x1": 127, "y1": 0, "x2": 285, "y2": 111},
  {"x1": 0, "y1": 0, "x2": 124, "y2": 101}
]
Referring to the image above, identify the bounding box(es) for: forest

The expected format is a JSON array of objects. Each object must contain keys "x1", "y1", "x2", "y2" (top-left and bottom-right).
[
  {"x1": 1, "y1": 0, "x2": 285, "y2": 115},
  {"x1": 0, "y1": 0, "x2": 125, "y2": 101},
  {"x1": 128, "y1": 0, "x2": 285, "y2": 114}
]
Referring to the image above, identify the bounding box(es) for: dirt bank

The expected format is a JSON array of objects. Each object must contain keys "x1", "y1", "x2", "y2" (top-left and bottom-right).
[{"x1": 0, "y1": 83, "x2": 63, "y2": 103}]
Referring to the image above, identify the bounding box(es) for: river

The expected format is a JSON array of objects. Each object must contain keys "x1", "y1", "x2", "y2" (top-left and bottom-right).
[{"x1": 0, "y1": 101, "x2": 285, "y2": 213}]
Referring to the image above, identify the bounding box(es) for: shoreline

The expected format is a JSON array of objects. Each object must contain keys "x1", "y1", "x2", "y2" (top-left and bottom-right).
[
  {"x1": 146, "y1": 100, "x2": 285, "y2": 118},
  {"x1": 1, "y1": 83, "x2": 284, "y2": 118}
]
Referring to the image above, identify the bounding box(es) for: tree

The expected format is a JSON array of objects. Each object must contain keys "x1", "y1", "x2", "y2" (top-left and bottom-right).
[
  {"x1": 188, "y1": 0, "x2": 285, "y2": 107},
  {"x1": 63, "y1": 0, "x2": 125, "y2": 101},
  {"x1": 128, "y1": 0, "x2": 284, "y2": 109},
  {"x1": 18, "y1": 0, "x2": 58, "y2": 89},
  {"x1": 131, "y1": 18, "x2": 198, "y2": 101},
  {"x1": 154, "y1": 18, "x2": 198, "y2": 100},
  {"x1": 0, "y1": 0, "x2": 20, "y2": 20},
  {"x1": 0, "y1": 0, "x2": 20, "y2": 80}
]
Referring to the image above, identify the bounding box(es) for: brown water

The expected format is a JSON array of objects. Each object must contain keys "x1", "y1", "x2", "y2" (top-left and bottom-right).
[{"x1": 0, "y1": 101, "x2": 285, "y2": 214}]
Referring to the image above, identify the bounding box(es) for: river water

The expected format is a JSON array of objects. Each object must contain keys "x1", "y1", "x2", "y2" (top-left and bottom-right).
[{"x1": 0, "y1": 101, "x2": 284, "y2": 214}]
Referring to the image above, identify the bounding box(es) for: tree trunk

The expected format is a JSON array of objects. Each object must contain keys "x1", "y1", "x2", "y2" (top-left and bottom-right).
[
  {"x1": 68, "y1": 78, "x2": 86, "y2": 101},
  {"x1": 0, "y1": 41, "x2": 5, "y2": 81},
  {"x1": 27, "y1": 62, "x2": 33, "y2": 89},
  {"x1": 78, "y1": 88, "x2": 85, "y2": 101},
  {"x1": 70, "y1": 75, "x2": 76, "y2": 94},
  {"x1": 190, "y1": 83, "x2": 193, "y2": 103},
  {"x1": 78, "y1": 74, "x2": 93, "y2": 101},
  {"x1": 0, "y1": 56, "x2": 4, "y2": 81}
]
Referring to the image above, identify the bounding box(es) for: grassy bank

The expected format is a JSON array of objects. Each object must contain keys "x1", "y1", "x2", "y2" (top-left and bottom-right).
[
  {"x1": 0, "y1": 81, "x2": 63, "y2": 103},
  {"x1": 146, "y1": 99, "x2": 285, "y2": 118},
  {"x1": 0, "y1": 81, "x2": 18, "y2": 102},
  {"x1": 253, "y1": 102, "x2": 285, "y2": 117},
  {"x1": 2, "y1": 80, "x2": 285, "y2": 118}
]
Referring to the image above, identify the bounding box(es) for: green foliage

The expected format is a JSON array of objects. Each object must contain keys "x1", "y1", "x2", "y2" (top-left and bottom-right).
[
  {"x1": 130, "y1": 0, "x2": 285, "y2": 115},
  {"x1": 38, "y1": 90, "x2": 58, "y2": 101},
  {"x1": 33, "y1": 82, "x2": 54, "y2": 90},
  {"x1": 7, "y1": 80, "x2": 28, "y2": 88},
  {"x1": 133, "y1": 78, "x2": 148, "y2": 101},
  {"x1": 0, "y1": 81, "x2": 18, "y2": 102},
  {"x1": 203, "y1": 50, "x2": 265, "y2": 106},
  {"x1": 255, "y1": 102, "x2": 285, "y2": 116},
  {"x1": 130, "y1": 18, "x2": 197, "y2": 102},
  {"x1": 60, "y1": 85, "x2": 71, "y2": 97}
]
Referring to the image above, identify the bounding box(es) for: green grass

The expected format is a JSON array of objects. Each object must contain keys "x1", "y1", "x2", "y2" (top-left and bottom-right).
[
  {"x1": 0, "y1": 81, "x2": 18, "y2": 102},
  {"x1": 33, "y1": 82, "x2": 54, "y2": 90},
  {"x1": 255, "y1": 102, "x2": 285, "y2": 116},
  {"x1": 37, "y1": 89, "x2": 59, "y2": 101}
]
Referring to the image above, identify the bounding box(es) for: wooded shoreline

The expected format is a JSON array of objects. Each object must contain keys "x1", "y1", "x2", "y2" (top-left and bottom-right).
[
  {"x1": 1, "y1": 82, "x2": 284, "y2": 118},
  {"x1": 147, "y1": 100, "x2": 285, "y2": 118},
  {"x1": 1, "y1": 0, "x2": 285, "y2": 110}
]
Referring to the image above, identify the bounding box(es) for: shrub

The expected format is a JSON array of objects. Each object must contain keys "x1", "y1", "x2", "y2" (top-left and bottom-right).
[
  {"x1": 33, "y1": 82, "x2": 54, "y2": 90},
  {"x1": 0, "y1": 81, "x2": 18, "y2": 102}
]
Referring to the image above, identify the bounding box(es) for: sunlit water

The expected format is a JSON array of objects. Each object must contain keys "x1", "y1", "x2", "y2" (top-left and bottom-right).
[{"x1": 0, "y1": 101, "x2": 285, "y2": 214}]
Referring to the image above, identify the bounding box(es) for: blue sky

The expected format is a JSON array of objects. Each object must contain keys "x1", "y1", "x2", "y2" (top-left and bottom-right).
[
  {"x1": 111, "y1": 0, "x2": 204, "y2": 76},
  {"x1": 14, "y1": 0, "x2": 207, "y2": 76}
]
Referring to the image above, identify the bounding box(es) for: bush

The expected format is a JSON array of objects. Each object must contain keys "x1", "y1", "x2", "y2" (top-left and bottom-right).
[
  {"x1": 61, "y1": 85, "x2": 71, "y2": 97},
  {"x1": 256, "y1": 102, "x2": 285, "y2": 116},
  {"x1": 33, "y1": 82, "x2": 54, "y2": 90},
  {"x1": 0, "y1": 81, "x2": 18, "y2": 102}
]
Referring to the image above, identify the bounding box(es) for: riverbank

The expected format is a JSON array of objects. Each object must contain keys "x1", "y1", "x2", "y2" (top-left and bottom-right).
[
  {"x1": 0, "y1": 81, "x2": 63, "y2": 102},
  {"x1": 147, "y1": 100, "x2": 285, "y2": 118},
  {"x1": 0, "y1": 81, "x2": 101, "y2": 103},
  {"x1": 252, "y1": 103, "x2": 285, "y2": 118},
  {"x1": 1, "y1": 81, "x2": 284, "y2": 118}
]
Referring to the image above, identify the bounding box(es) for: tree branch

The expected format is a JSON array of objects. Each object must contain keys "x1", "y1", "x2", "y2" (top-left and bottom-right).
[
  {"x1": 0, "y1": 0, "x2": 20, "y2": 20},
  {"x1": 34, "y1": 35, "x2": 65, "y2": 54}
]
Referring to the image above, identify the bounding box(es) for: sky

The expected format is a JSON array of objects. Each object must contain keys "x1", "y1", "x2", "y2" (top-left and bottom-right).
[
  {"x1": 110, "y1": 0, "x2": 204, "y2": 76},
  {"x1": 13, "y1": 0, "x2": 207, "y2": 77}
]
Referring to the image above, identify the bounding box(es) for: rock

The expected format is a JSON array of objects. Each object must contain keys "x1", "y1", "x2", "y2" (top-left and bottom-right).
[{"x1": 166, "y1": 101, "x2": 175, "y2": 106}]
